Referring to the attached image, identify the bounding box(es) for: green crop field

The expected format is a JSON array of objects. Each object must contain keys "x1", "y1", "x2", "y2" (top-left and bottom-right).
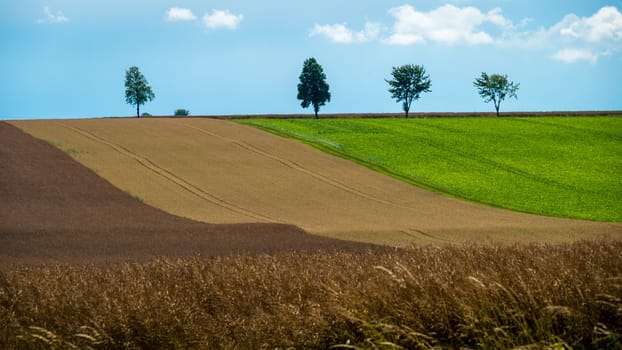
[{"x1": 239, "y1": 117, "x2": 622, "y2": 222}]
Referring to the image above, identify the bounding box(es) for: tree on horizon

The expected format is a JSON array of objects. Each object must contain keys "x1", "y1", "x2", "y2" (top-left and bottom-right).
[
  {"x1": 124, "y1": 66, "x2": 155, "y2": 118},
  {"x1": 473, "y1": 72, "x2": 519, "y2": 117},
  {"x1": 297, "y1": 57, "x2": 331, "y2": 119},
  {"x1": 386, "y1": 64, "x2": 431, "y2": 118}
]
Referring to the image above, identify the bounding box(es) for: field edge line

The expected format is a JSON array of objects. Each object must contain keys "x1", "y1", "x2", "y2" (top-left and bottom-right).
[{"x1": 237, "y1": 120, "x2": 621, "y2": 224}]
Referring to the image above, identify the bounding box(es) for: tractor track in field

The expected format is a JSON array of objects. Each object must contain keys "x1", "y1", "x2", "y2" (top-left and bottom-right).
[
  {"x1": 56, "y1": 122, "x2": 282, "y2": 223},
  {"x1": 175, "y1": 121, "x2": 422, "y2": 212},
  {"x1": 1, "y1": 121, "x2": 380, "y2": 267},
  {"x1": 402, "y1": 228, "x2": 451, "y2": 243},
  {"x1": 510, "y1": 117, "x2": 622, "y2": 143},
  {"x1": 391, "y1": 122, "x2": 594, "y2": 195}
]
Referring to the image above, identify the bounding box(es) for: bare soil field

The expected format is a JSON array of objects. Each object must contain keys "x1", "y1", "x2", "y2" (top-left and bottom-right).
[
  {"x1": 0, "y1": 122, "x2": 376, "y2": 267},
  {"x1": 9, "y1": 118, "x2": 621, "y2": 246}
]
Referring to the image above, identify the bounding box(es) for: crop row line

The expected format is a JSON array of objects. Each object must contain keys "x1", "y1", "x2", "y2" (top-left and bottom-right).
[
  {"x1": 174, "y1": 121, "x2": 424, "y2": 213},
  {"x1": 55, "y1": 122, "x2": 280, "y2": 223},
  {"x1": 364, "y1": 120, "x2": 596, "y2": 195}
]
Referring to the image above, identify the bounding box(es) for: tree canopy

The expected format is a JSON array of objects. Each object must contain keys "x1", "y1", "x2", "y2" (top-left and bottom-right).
[
  {"x1": 174, "y1": 109, "x2": 190, "y2": 116},
  {"x1": 473, "y1": 73, "x2": 519, "y2": 117},
  {"x1": 386, "y1": 64, "x2": 431, "y2": 118},
  {"x1": 297, "y1": 57, "x2": 331, "y2": 119},
  {"x1": 125, "y1": 66, "x2": 155, "y2": 117}
]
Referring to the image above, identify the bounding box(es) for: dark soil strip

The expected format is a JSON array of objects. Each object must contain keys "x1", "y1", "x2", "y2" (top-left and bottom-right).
[{"x1": 0, "y1": 122, "x2": 377, "y2": 268}]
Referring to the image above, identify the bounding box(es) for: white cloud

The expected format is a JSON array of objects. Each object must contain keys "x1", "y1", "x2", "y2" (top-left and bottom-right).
[
  {"x1": 356, "y1": 22, "x2": 382, "y2": 42},
  {"x1": 310, "y1": 22, "x2": 381, "y2": 44},
  {"x1": 385, "y1": 33, "x2": 424, "y2": 45},
  {"x1": 306, "y1": 4, "x2": 621, "y2": 63},
  {"x1": 37, "y1": 6, "x2": 69, "y2": 24},
  {"x1": 503, "y1": 6, "x2": 622, "y2": 50},
  {"x1": 486, "y1": 7, "x2": 513, "y2": 28},
  {"x1": 311, "y1": 24, "x2": 353, "y2": 43},
  {"x1": 166, "y1": 7, "x2": 197, "y2": 22},
  {"x1": 555, "y1": 6, "x2": 622, "y2": 43},
  {"x1": 518, "y1": 6, "x2": 622, "y2": 63},
  {"x1": 519, "y1": 18, "x2": 534, "y2": 28},
  {"x1": 386, "y1": 4, "x2": 511, "y2": 46},
  {"x1": 552, "y1": 49, "x2": 598, "y2": 64},
  {"x1": 203, "y1": 9, "x2": 243, "y2": 30}
]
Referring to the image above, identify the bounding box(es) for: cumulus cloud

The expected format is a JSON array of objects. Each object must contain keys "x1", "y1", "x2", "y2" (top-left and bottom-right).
[
  {"x1": 487, "y1": 8, "x2": 513, "y2": 28},
  {"x1": 309, "y1": 4, "x2": 514, "y2": 46},
  {"x1": 385, "y1": 4, "x2": 511, "y2": 45},
  {"x1": 555, "y1": 6, "x2": 622, "y2": 43},
  {"x1": 535, "y1": 6, "x2": 622, "y2": 63},
  {"x1": 310, "y1": 22, "x2": 381, "y2": 44},
  {"x1": 307, "y1": 4, "x2": 621, "y2": 63},
  {"x1": 37, "y1": 6, "x2": 69, "y2": 24},
  {"x1": 203, "y1": 9, "x2": 243, "y2": 30},
  {"x1": 552, "y1": 49, "x2": 598, "y2": 64},
  {"x1": 311, "y1": 24, "x2": 353, "y2": 43},
  {"x1": 356, "y1": 22, "x2": 382, "y2": 42},
  {"x1": 166, "y1": 7, "x2": 197, "y2": 22}
]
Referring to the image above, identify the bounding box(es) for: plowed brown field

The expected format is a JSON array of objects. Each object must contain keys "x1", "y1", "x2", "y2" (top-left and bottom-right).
[
  {"x1": 0, "y1": 122, "x2": 377, "y2": 267},
  {"x1": 9, "y1": 118, "x2": 621, "y2": 247}
]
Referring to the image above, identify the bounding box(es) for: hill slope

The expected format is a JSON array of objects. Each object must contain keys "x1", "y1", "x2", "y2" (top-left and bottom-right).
[
  {"x1": 9, "y1": 118, "x2": 621, "y2": 246},
  {"x1": 0, "y1": 122, "x2": 374, "y2": 267},
  {"x1": 239, "y1": 117, "x2": 621, "y2": 221}
]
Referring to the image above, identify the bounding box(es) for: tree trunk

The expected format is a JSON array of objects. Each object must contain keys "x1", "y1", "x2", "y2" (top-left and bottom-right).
[
  {"x1": 137, "y1": 104, "x2": 140, "y2": 118},
  {"x1": 493, "y1": 98, "x2": 500, "y2": 117},
  {"x1": 314, "y1": 104, "x2": 319, "y2": 119}
]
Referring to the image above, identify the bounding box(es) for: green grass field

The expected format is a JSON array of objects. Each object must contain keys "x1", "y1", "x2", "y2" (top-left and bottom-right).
[{"x1": 238, "y1": 117, "x2": 622, "y2": 222}]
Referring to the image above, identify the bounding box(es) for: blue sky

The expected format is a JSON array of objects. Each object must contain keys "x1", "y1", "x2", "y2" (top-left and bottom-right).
[{"x1": 1, "y1": 1, "x2": 621, "y2": 119}]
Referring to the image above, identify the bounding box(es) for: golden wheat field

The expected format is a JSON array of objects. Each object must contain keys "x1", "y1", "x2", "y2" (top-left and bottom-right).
[
  {"x1": 10, "y1": 118, "x2": 621, "y2": 246},
  {"x1": 2, "y1": 241, "x2": 621, "y2": 349}
]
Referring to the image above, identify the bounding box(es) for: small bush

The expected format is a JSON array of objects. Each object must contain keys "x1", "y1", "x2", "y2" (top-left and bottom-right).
[
  {"x1": 174, "y1": 109, "x2": 190, "y2": 116},
  {"x1": 141, "y1": 112, "x2": 151, "y2": 117}
]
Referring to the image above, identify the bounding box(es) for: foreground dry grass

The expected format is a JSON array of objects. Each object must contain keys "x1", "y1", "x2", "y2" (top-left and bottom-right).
[{"x1": 1, "y1": 240, "x2": 621, "y2": 349}]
